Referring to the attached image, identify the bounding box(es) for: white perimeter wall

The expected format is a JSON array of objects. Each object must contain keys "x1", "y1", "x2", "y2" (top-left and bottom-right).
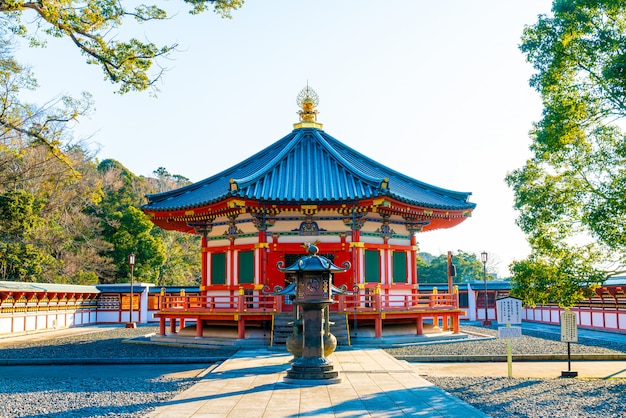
[{"x1": 0, "y1": 309, "x2": 97, "y2": 335}]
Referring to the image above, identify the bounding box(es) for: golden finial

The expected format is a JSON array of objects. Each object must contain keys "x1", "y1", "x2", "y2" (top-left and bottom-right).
[{"x1": 294, "y1": 84, "x2": 323, "y2": 130}]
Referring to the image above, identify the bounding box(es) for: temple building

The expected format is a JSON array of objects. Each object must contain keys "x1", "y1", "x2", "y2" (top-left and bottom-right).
[{"x1": 142, "y1": 86, "x2": 476, "y2": 342}]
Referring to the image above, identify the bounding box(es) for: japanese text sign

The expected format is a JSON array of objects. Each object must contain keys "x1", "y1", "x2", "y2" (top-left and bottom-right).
[
  {"x1": 496, "y1": 296, "x2": 522, "y2": 325},
  {"x1": 560, "y1": 311, "x2": 578, "y2": 342}
]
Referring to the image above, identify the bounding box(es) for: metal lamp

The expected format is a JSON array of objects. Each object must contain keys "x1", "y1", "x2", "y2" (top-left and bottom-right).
[
  {"x1": 126, "y1": 253, "x2": 137, "y2": 328},
  {"x1": 480, "y1": 251, "x2": 490, "y2": 326}
]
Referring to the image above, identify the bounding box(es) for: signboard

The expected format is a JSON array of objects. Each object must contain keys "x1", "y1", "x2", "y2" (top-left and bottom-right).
[
  {"x1": 498, "y1": 326, "x2": 522, "y2": 339},
  {"x1": 496, "y1": 296, "x2": 522, "y2": 325},
  {"x1": 560, "y1": 310, "x2": 578, "y2": 342}
]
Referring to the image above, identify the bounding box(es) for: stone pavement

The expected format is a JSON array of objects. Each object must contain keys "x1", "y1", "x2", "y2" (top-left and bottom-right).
[{"x1": 145, "y1": 348, "x2": 489, "y2": 418}]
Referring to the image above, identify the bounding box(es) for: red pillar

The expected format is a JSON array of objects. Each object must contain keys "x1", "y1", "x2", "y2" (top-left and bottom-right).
[
  {"x1": 229, "y1": 242, "x2": 235, "y2": 287},
  {"x1": 238, "y1": 287, "x2": 245, "y2": 312},
  {"x1": 274, "y1": 295, "x2": 282, "y2": 313},
  {"x1": 351, "y1": 228, "x2": 361, "y2": 285},
  {"x1": 170, "y1": 318, "x2": 177, "y2": 333},
  {"x1": 159, "y1": 317, "x2": 166, "y2": 335},
  {"x1": 196, "y1": 317, "x2": 203, "y2": 338},
  {"x1": 201, "y1": 235, "x2": 208, "y2": 296},
  {"x1": 257, "y1": 230, "x2": 268, "y2": 287},
  {"x1": 375, "y1": 284, "x2": 382, "y2": 311},
  {"x1": 410, "y1": 234, "x2": 418, "y2": 285},
  {"x1": 447, "y1": 251, "x2": 453, "y2": 300},
  {"x1": 416, "y1": 316, "x2": 423, "y2": 335},
  {"x1": 453, "y1": 314, "x2": 460, "y2": 334},
  {"x1": 375, "y1": 315, "x2": 383, "y2": 338},
  {"x1": 237, "y1": 316, "x2": 246, "y2": 339}
]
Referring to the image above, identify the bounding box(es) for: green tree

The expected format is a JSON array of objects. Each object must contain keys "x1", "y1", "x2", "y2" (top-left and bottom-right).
[
  {"x1": 110, "y1": 205, "x2": 166, "y2": 282},
  {"x1": 506, "y1": 0, "x2": 626, "y2": 307},
  {"x1": 94, "y1": 159, "x2": 151, "y2": 282},
  {"x1": 0, "y1": 50, "x2": 112, "y2": 284},
  {"x1": 0, "y1": 189, "x2": 58, "y2": 281},
  {"x1": 0, "y1": 40, "x2": 92, "y2": 174},
  {"x1": 1, "y1": 0, "x2": 243, "y2": 93},
  {"x1": 155, "y1": 229, "x2": 200, "y2": 286},
  {"x1": 95, "y1": 160, "x2": 199, "y2": 285},
  {"x1": 417, "y1": 251, "x2": 486, "y2": 284},
  {"x1": 0, "y1": 138, "x2": 114, "y2": 284},
  {"x1": 149, "y1": 167, "x2": 199, "y2": 285},
  {"x1": 152, "y1": 166, "x2": 190, "y2": 193}
]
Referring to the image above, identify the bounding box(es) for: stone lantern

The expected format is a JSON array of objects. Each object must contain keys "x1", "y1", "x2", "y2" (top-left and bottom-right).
[{"x1": 277, "y1": 244, "x2": 350, "y2": 384}]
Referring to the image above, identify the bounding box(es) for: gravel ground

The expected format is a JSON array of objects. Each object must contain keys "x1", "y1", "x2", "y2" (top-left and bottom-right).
[
  {"x1": 384, "y1": 325, "x2": 626, "y2": 357},
  {"x1": 426, "y1": 376, "x2": 626, "y2": 418},
  {"x1": 386, "y1": 325, "x2": 626, "y2": 418},
  {"x1": 0, "y1": 326, "x2": 236, "y2": 418},
  {"x1": 0, "y1": 324, "x2": 624, "y2": 417},
  {"x1": 0, "y1": 326, "x2": 238, "y2": 361},
  {"x1": 0, "y1": 375, "x2": 196, "y2": 418}
]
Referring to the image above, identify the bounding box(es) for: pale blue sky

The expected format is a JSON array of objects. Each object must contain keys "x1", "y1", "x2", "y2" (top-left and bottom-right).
[{"x1": 16, "y1": 1, "x2": 554, "y2": 276}]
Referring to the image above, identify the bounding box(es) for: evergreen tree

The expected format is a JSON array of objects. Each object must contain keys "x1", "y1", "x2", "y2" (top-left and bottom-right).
[
  {"x1": 417, "y1": 251, "x2": 488, "y2": 284},
  {"x1": 507, "y1": 0, "x2": 626, "y2": 306}
]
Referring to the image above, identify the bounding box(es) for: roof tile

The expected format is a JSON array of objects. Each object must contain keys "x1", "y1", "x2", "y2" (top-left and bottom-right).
[{"x1": 143, "y1": 128, "x2": 475, "y2": 212}]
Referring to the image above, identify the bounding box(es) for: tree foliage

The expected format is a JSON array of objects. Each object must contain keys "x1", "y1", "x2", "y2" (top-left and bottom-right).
[
  {"x1": 109, "y1": 206, "x2": 166, "y2": 282},
  {"x1": 0, "y1": 135, "x2": 114, "y2": 283},
  {"x1": 506, "y1": 0, "x2": 626, "y2": 307},
  {"x1": 0, "y1": 189, "x2": 57, "y2": 281},
  {"x1": 417, "y1": 251, "x2": 489, "y2": 284},
  {"x1": 1, "y1": 0, "x2": 243, "y2": 93},
  {"x1": 0, "y1": 40, "x2": 92, "y2": 172},
  {"x1": 0, "y1": 103, "x2": 200, "y2": 286},
  {"x1": 0, "y1": 0, "x2": 231, "y2": 285},
  {"x1": 95, "y1": 161, "x2": 200, "y2": 285}
]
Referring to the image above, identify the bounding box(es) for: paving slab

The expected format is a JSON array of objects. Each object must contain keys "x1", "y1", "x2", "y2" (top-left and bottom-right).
[{"x1": 145, "y1": 348, "x2": 489, "y2": 418}]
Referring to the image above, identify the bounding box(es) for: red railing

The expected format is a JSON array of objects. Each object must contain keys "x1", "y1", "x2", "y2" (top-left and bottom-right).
[
  {"x1": 160, "y1": 292, "x2": 277, "y2": 313},
  {"x1": 337, "y1": 291, "x2": 458, "y2": 312},
  {"x1": 159, "y1": 285, "x2": 459, "y2": 314}
]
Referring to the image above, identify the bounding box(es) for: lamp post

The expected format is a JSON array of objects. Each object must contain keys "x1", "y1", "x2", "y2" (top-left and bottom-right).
[
  {"x1": 480, "y1": 251, "x2": 490, "y2": 326},
  {"x1": 126, "y1": 253, "x2": 137, "y2": 328}
]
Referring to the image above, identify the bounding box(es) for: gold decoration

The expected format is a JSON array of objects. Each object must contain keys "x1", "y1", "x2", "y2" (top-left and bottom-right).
[{"x1": 294, "y1": 85, "x2": 323, "y2": 129}]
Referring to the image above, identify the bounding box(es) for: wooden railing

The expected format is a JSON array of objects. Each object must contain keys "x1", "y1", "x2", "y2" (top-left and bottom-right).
[
  {"x1": 159, "y1": 285, "x2": 459, "y2": 314},
  {"x1": 337, "y1": 291, "x2": 458, "y2": 312},
  {"x1": 160, "y1": 292, "x2": 277, "y2": 313}
]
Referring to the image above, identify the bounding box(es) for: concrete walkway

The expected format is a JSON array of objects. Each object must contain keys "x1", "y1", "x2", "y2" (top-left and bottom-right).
[{"x1": 145, "y1": 348, "x2": 488, "y2": 418}]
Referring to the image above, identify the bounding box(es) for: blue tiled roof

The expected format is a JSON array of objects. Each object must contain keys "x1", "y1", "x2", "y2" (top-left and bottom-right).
[
  {"x1": 0, "y1": 281, "x2": 100, "y2": 293},
  {"x1": 143, "y1": 128, "x2": 476, "y2": 211},
  {"x1": 96, "y1": 285, "x2": 149, "y2": 293}
]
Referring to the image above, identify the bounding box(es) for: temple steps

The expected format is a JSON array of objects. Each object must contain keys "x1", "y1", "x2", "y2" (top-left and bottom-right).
[
  {"x1": 271, "y1": 312, "x2": 350, "y2": 347},
  {"x1": 271, "y1": 312, "x2": 294, "y2": 346}
]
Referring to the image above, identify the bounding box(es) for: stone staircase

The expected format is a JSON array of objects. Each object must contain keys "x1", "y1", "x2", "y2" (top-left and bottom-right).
[
  {"x1": 271, "y1": 312, "x2": 296, "y2": 346},
  {"x1": 271, "y1": 312, "x2": 350, "y2": 347}
]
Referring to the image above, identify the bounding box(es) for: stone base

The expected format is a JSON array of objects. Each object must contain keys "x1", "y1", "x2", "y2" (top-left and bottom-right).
[
  {"x1": 285, "y1": 361, "x2": 340, "y2": 383},
  {"x1": 125, "y1": 322, "x2": 137, "y2": 328},
  {"x1": 561, "y1": 370, "x2": 578, "y2": 378},
  {"x1": 282, "y1": 375, "x2": 342, "y2": 386}
]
